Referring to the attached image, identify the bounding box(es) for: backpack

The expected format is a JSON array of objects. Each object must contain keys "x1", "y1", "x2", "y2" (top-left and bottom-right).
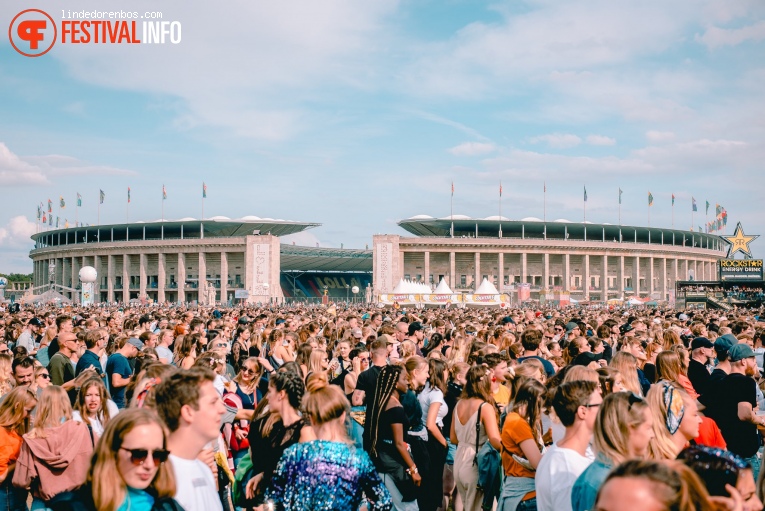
[{"x1": 474, "y1": 403, "x2": 501, "y2": 510}]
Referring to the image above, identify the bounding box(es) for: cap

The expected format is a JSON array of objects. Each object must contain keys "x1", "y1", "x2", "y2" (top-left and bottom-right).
[
  {"x1": 501, "y1": 316, "x2": 515, "y2": 325},
  {"x1": 28, "y1": 318, "x2": 44, "y2": 327},
  {"x1": 572, "y1": 352, "x2": 603, "y2": 367},
  {"x1": 714, "y1": 333, "x2": 738, "y2": 353},
  {"x1": 691, "y1": 337, "x2": 714, "y2": 350},
  {"x1": 565, "y1": 322, "x2": 579, "y2": 333},
  {"x1": 378, "y1": 333, "x2": 397, "y2": 345},
  {"x1": 729, "y1": 343, "x2": 756, "y2": 362},
  {"x1": 408, "y1": 322, "x2": 424, "y2": 335},
  {"x1": 620, "y1": 323, "x2": 634, "y2": 334},
  {"x1": 238, "y1": 316, "x2": 250, "y2": 325},
  {"x1": 275, "y1": 318, "x2": 286, "y2": 325},
  {"x1": 351, "y1": 328, "x2": 363, "y2": 339},
  {"x1": 678, "y1": 313, "x2": 689, "y2": 321},
  {"x1": 127, "y1": 337, "x2": 145, "y2": 350}
]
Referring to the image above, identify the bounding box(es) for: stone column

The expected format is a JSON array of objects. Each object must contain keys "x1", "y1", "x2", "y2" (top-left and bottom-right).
[
  {"x1": 634, "y1": 256, "x2": 640, "y2": 296},
  {"x1": 449, "y1": 252, "x2": 456, "y2": 289},
  {"x1": 661, "y1": 258, "x2": 667, "y2": 301},
  {"x1": 474, "y1": 252, "x2": 481, "y2": 289},
  {"x1": 139, "y1": 253, "x2": 147, "y2": 301},
  {"x1": 673, "y1": 258, "x2": 679, "y2": 288},
  {"x1": 220, "y1": 252, "x2": 228, "y2": 305},
  {"x1": 543, "y1": 253, "x2": 550, "y2": 290},
  {"x1": 583, "y1": 254, "x2": 590, "y2": 300},
  {"x1": 521, "y1": 253, "x2": 527, "y2": 284},
  {"x1": 122, "y1": 254, "x2": 130, "y2": 303},
  {"x1": 158, "y1": 253, "x2": 166, "y2": 304},
  {"x1": 498, "y1": 252, "x2": 504, "y2": 292},
  {"x1": 649, "y1": 256, "x2": 655, "y2": 297},
  {"x1": 423, "y1": 251, "x2": 430, "y2": 286},
  {"x1": 93, "y1": 255, "x2": 101, "y2": 301},
  {"x1": 564, "y1": 254, "x2": 570, "y2": 291},
  {"x1": 107, "y1": 255, "x2": 115, "y2": 303},
  {"x1": 198, "y1": 252, "x2": 207, "y2": 304},
  {"x1": 602, "y1": 255, "x2": 608, "y2": 301},
  {"x1": 177, "y1": 253, "x2": 186, "y2": 304},
  {"x1": 619, "y1": 255, "x2": 625, "y2": 297}
]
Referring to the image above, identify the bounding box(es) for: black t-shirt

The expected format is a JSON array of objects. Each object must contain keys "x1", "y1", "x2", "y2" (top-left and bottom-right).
[
  {"x1": 442, "y1": 382, "x2": 463, "y2": 438},
  {"x1": 713, "y1": 373, "x2": 759, "y2": 457},
  {"x1": 358, "y1": 364, "x2": 383, "y2": 450},
  {"x1": 687, "y1": 359, "x2": 711, "y2": 396},
  {"x1": 377, "y1": 405, "x2": 409, "y2": 443},
  {"x1": 247, "y1": 415, "x2": 308, "y2": 493}
]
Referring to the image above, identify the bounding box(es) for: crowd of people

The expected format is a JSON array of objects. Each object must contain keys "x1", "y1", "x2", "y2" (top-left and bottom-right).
[{"x1": 1, "y1": 302, "x2": 765, "y2": 511}]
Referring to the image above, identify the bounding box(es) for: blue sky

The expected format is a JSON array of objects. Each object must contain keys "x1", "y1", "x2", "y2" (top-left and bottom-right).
[{"x1": 1, "y1": 0, "x2": 764, "y2": 273}]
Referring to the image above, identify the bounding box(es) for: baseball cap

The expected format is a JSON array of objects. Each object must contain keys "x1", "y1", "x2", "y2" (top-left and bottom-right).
[
  {"x1": 378, "y1": 333, "x2": 397, "y2": 345},
  {"x1": 238, "y1": 316, "x2": 250, "y2": 325},
  {"x1": 620, "y1": 323, "x2": 634, "y2": 334},
  {"x1": 714, "y1": 334, "x2": 738, "y2": 354},
  {"x1": 691, "y1": 337, "x2": 714, "y2": 350},
  {"x1": 275, "y1": 318, "x2": 286, "y2": 325},
  {"x1": 501, "y1": 316, "x2": 515, "y2": 325},
  {"x1": 729, "y1": 343, "x2": 756, "y2": 362},
  {"x1": 127, "y1": 337, "x2": 145, "y2": 350},
  {"x1": 28, "y1": 318, "x2": 44, "y2": 327},
  {"x1": 678, "y1": 313, "x2": 689, "y2": 321},
  {"x1": 408, "y1": 322, "x2": 424, "y2": 335},
  {"x1": 565, "y1": 322, "x2": 579, "y2": 333},
  {"x1": 351, "y1": 328, "x2": 363, "y2": 339}
]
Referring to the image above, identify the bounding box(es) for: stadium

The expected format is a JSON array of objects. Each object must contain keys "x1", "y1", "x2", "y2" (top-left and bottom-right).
[{"x1": 24, "y1": 213, "x2": 734, "y2": 306}]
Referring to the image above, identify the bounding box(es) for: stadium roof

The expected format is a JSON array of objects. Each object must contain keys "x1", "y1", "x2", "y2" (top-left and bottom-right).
[
  {"x1": 32, "y1": 217, "x2": 320, "y2": 248},
  {"x1": 280, "y1": 245, "x2": 372, "y2": 272},
  {"x1": 398, "y1": 216, "x2": 725, "y2": 249}
]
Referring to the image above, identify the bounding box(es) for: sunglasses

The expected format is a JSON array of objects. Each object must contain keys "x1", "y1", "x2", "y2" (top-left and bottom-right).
[
  {"x1": 241, "y1": 367, "x2": 257, "y2": 374},
  {"x1": 39, "y1": 373, "x2": 51, "y2": 379},
  {"x1": 120, "y1": 447, "x2": 170, "y2": 466}
]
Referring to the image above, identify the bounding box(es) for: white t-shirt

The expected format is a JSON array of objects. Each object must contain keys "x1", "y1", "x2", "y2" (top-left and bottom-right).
[
  {"x1": 72, "y1": 399, "x2": 120, "y2": 438},
  {"x1": 155, "y1": 345, "x2": 174, "y2": 364},
  {"x1": 535, "y1": 443, "x2": 592, "y2": 511},
  {"x1": 418, "y1": 383, "x2": 448, "y2": 428},
  {"x1": 169, "y1": 454, "x2": 223, "y2": 511}
]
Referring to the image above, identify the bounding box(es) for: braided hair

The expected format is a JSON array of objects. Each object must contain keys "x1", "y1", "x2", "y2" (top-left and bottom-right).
[
  {"x1": 367, "y1": 365, "x2": 403, "y2": 458},
  {"x1": 270, "y1": 370, "x2": 305, "y2": 410}
]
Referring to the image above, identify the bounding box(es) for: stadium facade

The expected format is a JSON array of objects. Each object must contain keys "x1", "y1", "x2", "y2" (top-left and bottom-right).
[{"x1": 28, "y1": 214, "x2": 727, "y2": 304}]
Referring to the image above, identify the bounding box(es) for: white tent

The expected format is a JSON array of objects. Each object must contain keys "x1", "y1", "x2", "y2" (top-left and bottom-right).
[
  {"x1": 24, "y1": 289, "x2": 72, "y2": 304},
  {"x1": 433, "y1": 278, "x2": 453, "y2": 294},
  {"x1": 474, "y1": 278, "x2": 500, "y2": 295}
]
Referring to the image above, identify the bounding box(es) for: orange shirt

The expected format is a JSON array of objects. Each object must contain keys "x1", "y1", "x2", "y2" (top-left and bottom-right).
[
  {"x1": 500, "y1": 412, "x2": 537, "y2": 479},
  {"x1": 0, "y1": 427, "x2": 22, "y2": 476}
]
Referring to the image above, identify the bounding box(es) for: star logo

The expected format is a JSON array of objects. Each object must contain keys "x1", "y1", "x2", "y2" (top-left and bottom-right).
[{"x1": 721, "y1": 222, "x2": 759, "y2": 258}]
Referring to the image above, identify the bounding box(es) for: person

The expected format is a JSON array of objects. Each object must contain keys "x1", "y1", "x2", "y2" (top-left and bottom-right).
[
  {"x1": 687, "y1": 337, "x2": 714, "y2": 397},
  {"x1": 245, "y1": 371, "x2": 314, "y2": 506},
  {"x1": 225, "y1": 357, "x2": 263, "y2": 468},
  {"x1": 154, "y1": 329, "x2": 175, "y2": 365},
  {"x1": 367, "y1": 364, "x2": 421, "y2": 511},
  {"x1": 451, "y1": 365, "x2": 502, "y2": 511},
  {"x1": 442, "y1": 362, "x2": 468, "y2": 511},
  {"x1": 35, "y1": 366, "x2": 51, "y2": 393},
  {"x1": 265, "y1": 373, "x2": 392, "y2": 510},
  {"x1": 153, "y1": 368, "x2": 227, "y2": 511},
  {"x1": 72, "y1": 378, "x2": 119, "y2": 438},
  {"x1": 594, "y1": 459, "x2": 720, "y2": 511},
  {"x1": 646, "y1": 381, "x2": 702, "y2": 460},
  {"x1": 596, "y1": 367, "x2": 627, "y2": 396},
  {"x1": 76, "y1": 329, "x2": 108, "y2": 389},
  {"x1": 0, "y1": 387, "x2": 37, "y2": 511},
  {"x1": 571, "y1": 392, "x2": 654, "y2": 511},
  {"x1": 678, "y1": 444, "x2": 763, "y2": 511},
  {"x1": 706, "y1": 343, "x2": 764, "y2": 479},
  {"x1": 85, "y1": 408, "x2": 181, "y2": 511},
  {"x1": 50, "y1": 332, "x2": 97, "y2": 405},
  {"x1": 13, "y1": 386, "x2": 94, "y2": 507},
  {"x1": 107, "y1": 337, "x2": 143, "y2": 409},
  {"x1": 353, "y1": 339, "x2": 388, "y2": 450},
  {"x1": 656, "y1": 350, "x2": 698, "y2": 400},
  {"x1": 534, "y1": 380, "x2": 600, "y2": 511},
  {"x1": 418, "y1": 358, "x2": 449, "y2": 511},
  {"x1": 329, "y1": 339, "x2": 352, "y2": 388},
  {"x1": 498, "y1": 378, "x2": 547, "y2": 511},
  {"x1": 517, "y1": 329, "x2": 555, "y2": 378},
  {"x1": 11, "y1": 356, "x2": 35, "y2": 388},
  {"x1": 16, "y1": 318, "x2": 43, "y2": 357}
]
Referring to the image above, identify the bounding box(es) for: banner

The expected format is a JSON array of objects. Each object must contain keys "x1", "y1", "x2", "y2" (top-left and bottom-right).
[{"x1": 719, "y1": 259, "x2": 763, "y2": 281}]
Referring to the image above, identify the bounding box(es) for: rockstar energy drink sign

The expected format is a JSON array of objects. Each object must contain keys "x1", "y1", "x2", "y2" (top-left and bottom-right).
[{"x1": 719, "y1": 259, "x2": 763, "y2": 281}]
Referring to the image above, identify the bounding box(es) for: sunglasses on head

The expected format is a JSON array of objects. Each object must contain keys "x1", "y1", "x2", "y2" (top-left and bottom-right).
[{"x1": 120, "y1": 447, "x2": 170, "y2": 466}]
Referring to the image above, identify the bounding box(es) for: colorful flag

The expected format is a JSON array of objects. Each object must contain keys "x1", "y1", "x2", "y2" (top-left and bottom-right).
[
  {"x1": 618, "y1": 188, "x2": 622, "y2": 204},
  {"x1": 203, "y1": 182, "x2": 208, "y2": 198},
  {"x1": 451, "y1": 182, "x2": 454, "y2": 197},
  {"x1": 705, "y1": 200, "x2": 710, "y2": 214},
  {"x1": 162, "y1": 185, "x2": 167, "y2": 200},
  {"x1": 59, "y1": 196, "x2": 65, "y2": 208},
  {"x1": 37, "y1": 204, "x2": 41, "y2": 220},
  {"x1": 65, "y1": 220, "x2": 69, "y2": 228},
  {"x1": 671, "y1": 194, "x2": 675, "y2": 206},
  {"x1": 76, "y1": 193, "x2": 82, "y2": 207},
  {"x1": 692, "y1": 197, "x2": 697, "y2": 212},
  {"x1": 99, "y1": 190, "x2": 105, "y2": 204},
  {"x1": 128, "y1": 187, "x2": 131, "y2": 203},
  {"x1": 648, "y1": 192, "x2": 654, "y2": 206},
  {"x1": 499, "y1": 182, "x2": 502, "y2": 197},
  {"x1": 48, "y1": 199, "x2": 52, "y2": 212},
  {"x1": 584, "y1": 187, "x2": 588, "y2": 202},
  {"x1": 42, "y1": 213, "x2": 46, "y2": 223}
]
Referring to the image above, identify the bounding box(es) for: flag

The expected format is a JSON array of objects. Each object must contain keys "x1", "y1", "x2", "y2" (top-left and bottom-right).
[
  {"x1": 692, "y1": 197, "x2": 697, "y2": 212},
  {"x1": 48, "y1": 215, "x2": 52, "y2": 226},
  {"x1": 56, "y1": 216, "x2": 59, "y2": 228},
  {"x1": 48, "y1": 199, "x2": 52, "y2": 212},
  {"x1": 451, "y1": 182, "x2": 454, "y2": 197},
  {"x1": 99, "y1": 190, "x2": 105, "y2": 204},
  {"x1": 705, "y1": 201, "x2": 710, "y2": 214},
  {"x1": 128, "y1": 187, "x2": 131, "y2": 203},
  {"x1": 499, "y1": 182, "x2": 502, "y2": 197},
  {"x1": 648, "y1": 192, "x2": 654, "y2": 206},
  {"x1": 65, "y1": 220, "x2": 69, "y2": 228},
  {"x1": 584, "y1": 187, "x2": 588, "y2": 202},
  {"x1": 716, "y1": 203, "x2": 721, "y2": 215},
  {"x1": 42, "y1": 213, "x2": 46, "y2": 223},
  {"x1": 699, "y1": 225, "x2": 702, "y2": 233},
  {"x1": 618, "y1": 188, "x2": 622, "y2": 204},
  {"x1": 203, "y1": 182, "x2": 207, "y2": 198},
  {"x1": 60, "y1": 196, "x2": 65, "y2": 208},
  {"x1": 76, "y1": 193, "x2": 82, "y2": 207},
  {"x1": 671, "y1": 194, "x2": 675, "y2": 206},
  {"x1": 37, "y1": 204, "x2": 41, "y2": 220},
  {"x1": 544, "y1": 182, "x2": 546, "y2": 193},
  {"x1": 162, "y1": 185, "x2": 167, "y2": 200}
]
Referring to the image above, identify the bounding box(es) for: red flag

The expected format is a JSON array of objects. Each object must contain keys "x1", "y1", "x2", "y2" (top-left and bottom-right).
[
  {"x1": 499, "y1": 183, "x2": 502, "y2": 197},
  {"x1": 451, "y1": 182, "x2": 454, "y2": 196}
]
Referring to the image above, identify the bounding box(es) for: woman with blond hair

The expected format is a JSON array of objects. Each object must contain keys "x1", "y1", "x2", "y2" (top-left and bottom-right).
[
  {"x1": 0, "y1": 353, "x2": 12, "y2": 397},
  {"x1": 265, "y1": 373, "x2": 392, "y2": 510},
  {"x1": 610, "y1": 351, "x2": 644, "y2": 396},
  {"x1": 571, "y1": 392, "x2": 655, "y2": 511},
  {"x1": 656, "y1": 350, "x2": 699, "y2": 399},
  {"x1": 13, "y1": 386, "x2": 94, "y2": 507},
  {"x1": 0, "y1": 387, "x2": 37, "y2": 511},
  {"x1": 646, "y1": 381, "x2": 702, "y2": 460}
]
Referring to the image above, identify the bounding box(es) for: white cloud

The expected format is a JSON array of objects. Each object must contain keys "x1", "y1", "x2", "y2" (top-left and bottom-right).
[
  {"x1": 0, "y1": 143, "x2": 50, "y2": 186},
  {"x1": 696, "y1": 20, "x2": 765, "y2": 49},
  {"x1": 448, "y1": 142, "x2": 497, "y2": 156},
  {"x1": 528, "y1": 133, "x2": 582, "y2": 149},
  {"x1": 0, "y1": 216, "x2": 36, "y2": 247},
  {"x1": 646, "y1": 131, "x2": 676, "y2": 142},
  {"x1": 586, "y1": 135, "x2": 616, "y2": 146}
]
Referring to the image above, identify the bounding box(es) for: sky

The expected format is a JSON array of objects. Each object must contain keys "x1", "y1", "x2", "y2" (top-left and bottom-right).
[{"x1": 1, "y1": 0, "x2": 764, "y2": 274}]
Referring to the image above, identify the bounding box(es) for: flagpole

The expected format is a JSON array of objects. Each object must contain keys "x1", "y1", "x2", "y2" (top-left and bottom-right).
[
  {"x1": 583, "y1": 186, "x2": 586, "y2": 223},
  {"x1": 98, "y1": 194, "x2": 101, "y2": 225},
  {"x1": 450, "y1": 182, "x2": 454, "y2": 238},
  {"x1": 543, "y1": 181, "x2": 546, "y2": 223},
  {"x1": 618, "y1": 192, "x2": 621, "y2": 226},
  {"x1": 498, "y1": 181, "x2": 502, "y2": 239},
  {"x1": 671, "y1": 200, "x2": 674, "y2": 228}
]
